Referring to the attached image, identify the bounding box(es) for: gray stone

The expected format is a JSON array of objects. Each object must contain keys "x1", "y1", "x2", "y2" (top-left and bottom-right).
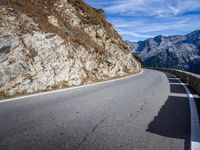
[{"x1": 0, "y1": 1, "x2": 140, "y2": 98}]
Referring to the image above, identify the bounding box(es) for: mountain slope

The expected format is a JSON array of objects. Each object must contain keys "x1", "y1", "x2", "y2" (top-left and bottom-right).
[
  {"x1": 127, "y1": 30, "x2": 200, "y2": 74},
  {"x1": 0, "y1": 0, "x2": 140, "y2": 98}
]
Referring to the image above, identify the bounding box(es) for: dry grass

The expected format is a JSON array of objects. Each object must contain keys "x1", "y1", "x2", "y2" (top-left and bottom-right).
[
  {"x1": 0, "y1": 0, "x2": 137, "y2": 100},
  {"x1": 1, "y1": 0, "x2": 130, "y2": 54},
  {"x1": 0, "y1": 90, "x2": 27, "y2": 100},
  {"x1": 47, "y1": 81, "x2": 69, "y2": 90}
]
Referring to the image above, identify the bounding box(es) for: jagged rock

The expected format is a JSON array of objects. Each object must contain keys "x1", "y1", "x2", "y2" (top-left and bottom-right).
[{"x1": 0, "y1": 0, "x2": 140, "y2": 98}]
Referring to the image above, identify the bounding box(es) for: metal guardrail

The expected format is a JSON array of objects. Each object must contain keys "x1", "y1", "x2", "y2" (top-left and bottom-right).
[{"x1": 149, "y1": 68, "x2": 200, "y2": 96}]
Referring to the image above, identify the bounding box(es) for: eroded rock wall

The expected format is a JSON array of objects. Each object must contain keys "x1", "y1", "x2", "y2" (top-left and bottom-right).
[{"x1": 0, "y1": 0, "x2": 140, "y2": 98}]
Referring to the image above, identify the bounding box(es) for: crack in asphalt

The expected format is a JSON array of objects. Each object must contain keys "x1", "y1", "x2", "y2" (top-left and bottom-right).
[
  {"x1": 126, "y1": 92, "x2": 156, "y2": 123},
  {"x1": 74, "y1": 117, "x2": 108, "y2": 150}
]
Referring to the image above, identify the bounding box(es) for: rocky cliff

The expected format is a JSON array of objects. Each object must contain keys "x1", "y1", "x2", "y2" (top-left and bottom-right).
[
  {"x1": 0, "y1": 0, "x2": 140, "y2": 98},
  {"x1": 127, "y1": 30, "x2": 200, "y2": 74}
]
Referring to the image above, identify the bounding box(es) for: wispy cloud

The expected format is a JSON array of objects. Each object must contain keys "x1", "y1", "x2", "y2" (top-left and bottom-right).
[
  {"x1": 117, "y1": 29, "x2": 153, "y2": 38},
  {"x1": 105, "y1": 0, "x2": 200, "y2": 17},
  {"x1": 85, "y1": 0, "x2": 200, "y2": 41}
]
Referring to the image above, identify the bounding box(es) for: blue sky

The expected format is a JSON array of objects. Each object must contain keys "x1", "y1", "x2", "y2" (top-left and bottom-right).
[{"x1": 85, "y1": 0, "x2": 200, "y2": 41}]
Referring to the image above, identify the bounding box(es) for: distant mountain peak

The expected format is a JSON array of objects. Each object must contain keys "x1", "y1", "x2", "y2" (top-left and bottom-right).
[
  {"x1": 187, "y1": 29, "x2": 200, "y2": 36},
  {"x1": 127, "y1": 30, "x2": 200, "y2": 74}
]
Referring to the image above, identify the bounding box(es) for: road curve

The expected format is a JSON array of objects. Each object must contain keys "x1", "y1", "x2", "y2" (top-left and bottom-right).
[{"x1": 0, "y1": 69, "x2": 195, "y2": 150}]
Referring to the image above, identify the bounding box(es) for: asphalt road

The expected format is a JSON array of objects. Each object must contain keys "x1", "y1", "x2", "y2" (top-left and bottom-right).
[{"x1": 0, "y1": 69, "x2": 194, "y2": 150}]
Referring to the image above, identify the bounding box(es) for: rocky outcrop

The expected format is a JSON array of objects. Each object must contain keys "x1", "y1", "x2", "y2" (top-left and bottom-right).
[
  {"x1": 127, "y1": 30, "x2": 200, "y2": 74},
  {"x1": 0, "y1": 0, "x2": 140, "y2": 98}
]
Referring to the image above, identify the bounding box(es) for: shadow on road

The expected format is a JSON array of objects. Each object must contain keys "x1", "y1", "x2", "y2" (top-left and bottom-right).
[
  {"x1": 168, "y1": 79, "x2": 180, "y2": 83},
  {"x1": 146, "y1": 73, "x2": 191, "y2": 150},
  {"x1": 170, "y1": 84, "x2": 187, "y2": 94}
]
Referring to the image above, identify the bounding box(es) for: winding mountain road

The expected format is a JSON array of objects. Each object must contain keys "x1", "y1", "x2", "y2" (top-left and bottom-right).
[{"x1": 0, "y1": 69, "x2": 199, "y2": 150}]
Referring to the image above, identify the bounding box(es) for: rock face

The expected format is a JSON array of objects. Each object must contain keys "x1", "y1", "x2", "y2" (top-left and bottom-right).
[
  {"x1": 0, "y1": 0, "x2": 140, "y2": 98},
  {"x1": 127, "y1": 30, "x2": 200, "y2": 74}
]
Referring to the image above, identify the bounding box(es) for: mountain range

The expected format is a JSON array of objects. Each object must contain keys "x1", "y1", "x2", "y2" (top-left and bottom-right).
[{"x1": 127, "y1": 30, "x2": 200, "y2": 74}]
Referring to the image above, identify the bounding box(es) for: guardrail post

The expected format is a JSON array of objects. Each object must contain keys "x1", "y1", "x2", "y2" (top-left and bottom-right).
[{"x1": 186, "y1": 76, "x2": 189, "y2": 84}]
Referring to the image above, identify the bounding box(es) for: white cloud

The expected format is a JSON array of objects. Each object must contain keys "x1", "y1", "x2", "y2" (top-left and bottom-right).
[
  {"x1": 110, "y1": 17, "x2": 192, "y2": 32},
  {"x1": 108, "y1": 15, "x2": 200, "y2": 41},
  {"x1": 105, "y1": 0, "x2": 200, "y2": 17},
  {"x1": 135, "y1": 19, "x2": 190, "y2": 33},
  {"x1": 85, "y1": 0, "x2": 200, "y2": 41},
  {"x1": 118, "y1": 29, "x2": 153, "y2": 38}
]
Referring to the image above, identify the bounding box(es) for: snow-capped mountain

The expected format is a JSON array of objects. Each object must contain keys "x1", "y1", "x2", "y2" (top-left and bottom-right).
[
  {"x1": 126, "y1": 41, "x2": 138, "y2": 53},
  {"x1": 127, "y1": 30, "x2": 200, "y2": 74}
]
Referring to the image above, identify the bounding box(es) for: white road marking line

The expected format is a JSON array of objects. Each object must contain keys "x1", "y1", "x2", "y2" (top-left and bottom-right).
[
  {"x1": 171, "y1": 75, "x2": 200, "y2": 150},
  {"x1": 0, "y1": 69, "x2": 143, "y2": 103},
  {"x1": 169, "y1": 93, "x2": 199, "y2": 98},
  {"x1": 168, "y1": 78, "x2": 181, "y2": 80},
  {"x1": 170, "y1": 83, "x2": 189, "y2": 86}
]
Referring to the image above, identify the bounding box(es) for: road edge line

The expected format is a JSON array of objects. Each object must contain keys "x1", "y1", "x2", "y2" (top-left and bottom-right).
[
  {"x1": 0, "y1": 69, "x2": 143, "y2": 103},
  {"x1": 173, "y1": 75, "x2": 200, "y2": 150}
]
